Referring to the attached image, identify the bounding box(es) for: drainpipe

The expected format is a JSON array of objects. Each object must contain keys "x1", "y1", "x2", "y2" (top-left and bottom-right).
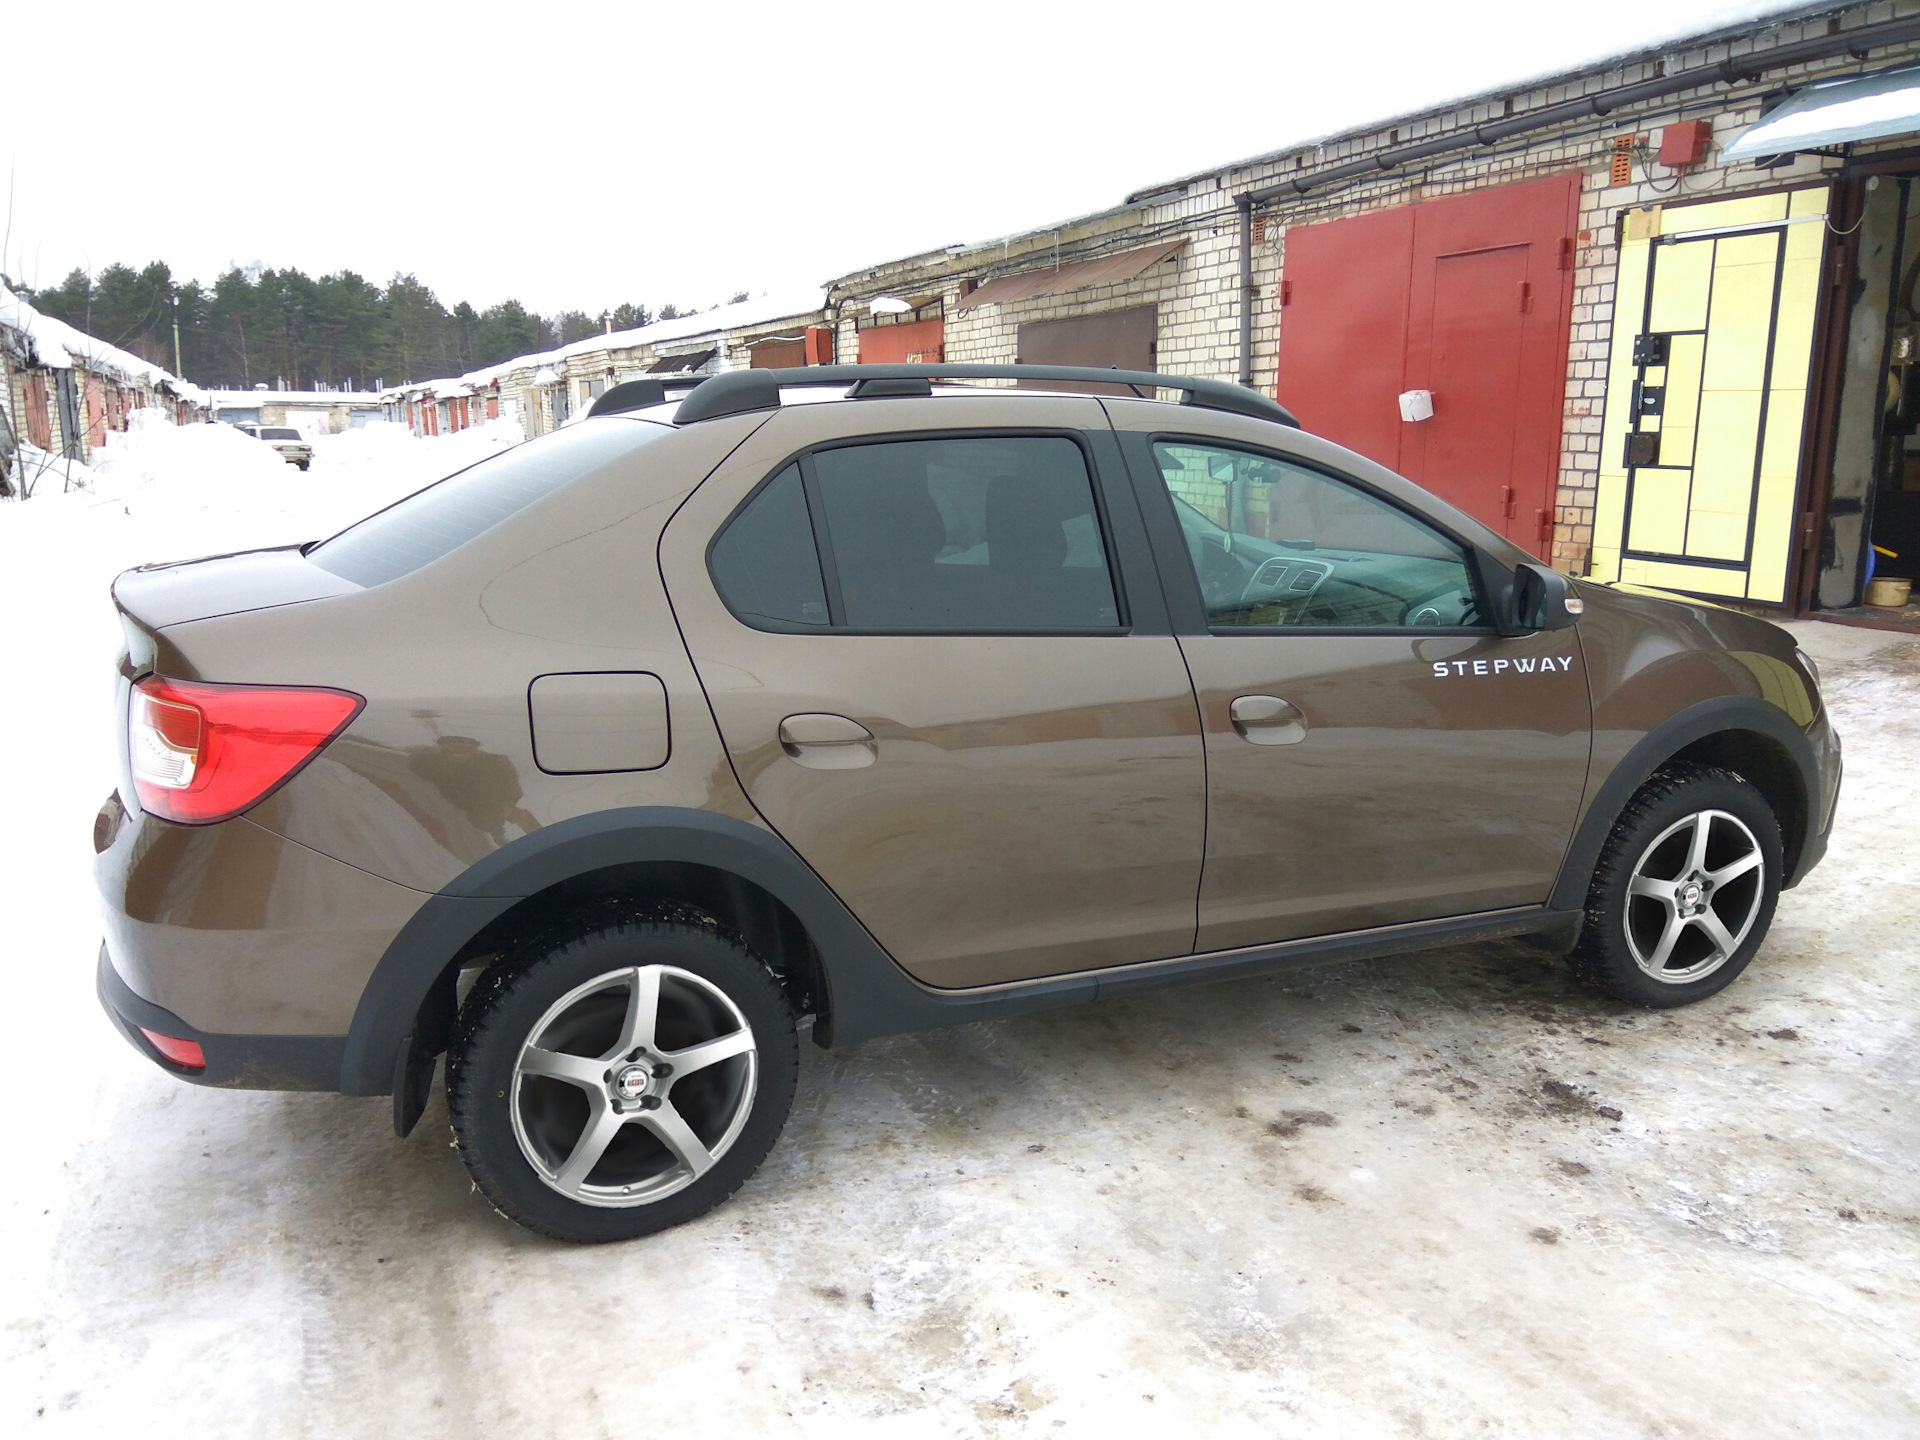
[{"x1": 1236, "y1": 196, "x2": 1255, "y2": 388}]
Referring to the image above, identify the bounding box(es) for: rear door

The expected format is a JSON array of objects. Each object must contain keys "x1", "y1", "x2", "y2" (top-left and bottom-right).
[
  {"x1": 660, "y1": 395, "x2": 1205, "y2": 989},
  {"x1": 1109, "y1": 405, "x2": 1592, "y2": 951}
]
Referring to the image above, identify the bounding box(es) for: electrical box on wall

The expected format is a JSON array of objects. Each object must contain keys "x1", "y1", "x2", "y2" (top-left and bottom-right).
[
  {"x1": 1397, "y1": 389, "x2": 1434, "y2": 422},
  {"x1": 1658, "y1": 120, "x2": 1712, "y2": 169}
]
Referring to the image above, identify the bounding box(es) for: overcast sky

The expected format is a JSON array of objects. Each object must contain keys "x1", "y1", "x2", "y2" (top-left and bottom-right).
[{"x1": 5, "y1": 0, "x2": 1811, "y2": 316}]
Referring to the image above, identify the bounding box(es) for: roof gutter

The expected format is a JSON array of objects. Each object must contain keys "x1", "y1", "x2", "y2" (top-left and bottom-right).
[
  {"x1": 1229, "y1": 9, "x2": 1920, "y2": 389},
  {"x1": 1243, "y1": 12, "x2": 1920, "y2": 206}
]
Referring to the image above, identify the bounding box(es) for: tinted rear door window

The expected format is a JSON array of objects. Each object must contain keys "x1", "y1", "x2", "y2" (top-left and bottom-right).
[{"x1": 810, "y1": 436, "x2": 1119, "y2": 631}]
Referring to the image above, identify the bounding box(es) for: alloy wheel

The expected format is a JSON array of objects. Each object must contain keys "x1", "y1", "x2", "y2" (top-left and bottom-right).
[
  {"x1": 509, "y1": 964, "x2": 758, "y2": 1208},
  {"x1": 1623, "y1": 808, "x2": 1766, "y2": 984}
]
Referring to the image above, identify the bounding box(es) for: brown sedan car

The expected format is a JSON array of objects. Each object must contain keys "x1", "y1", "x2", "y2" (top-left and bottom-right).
[{"x1": 94, "y1": 365, "x2": 1840, "y2": 1241}]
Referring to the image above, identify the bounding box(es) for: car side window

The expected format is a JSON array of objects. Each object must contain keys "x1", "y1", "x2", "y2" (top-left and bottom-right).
[
  {"x1": 1150, "y1": 441, "x2": 1483, "y2": 631},
  {"x1": 710, "y1": 436, "x2": 1123, "y2": 633},
  {"x1": 709, "y1": 464, "x2": 831, "y2": 628}
]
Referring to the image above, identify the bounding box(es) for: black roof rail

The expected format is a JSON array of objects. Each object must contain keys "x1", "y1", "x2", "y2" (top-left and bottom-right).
[
  {"x1": 585, "y1": 374, "x2": 710, "y2": 418},
  {"x1": 663, "y1": 364, "x2": 1300, "y2": 428}
]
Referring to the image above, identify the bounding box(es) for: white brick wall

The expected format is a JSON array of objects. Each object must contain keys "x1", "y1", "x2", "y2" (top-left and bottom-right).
[{"x1": 825, "y1": 0, "x2": 1920, "y2": 574}]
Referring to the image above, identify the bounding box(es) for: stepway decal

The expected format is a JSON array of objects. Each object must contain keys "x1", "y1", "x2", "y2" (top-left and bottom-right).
[{"x1": 1431, "y1": 657, "x2": 1575, "y2": 678}]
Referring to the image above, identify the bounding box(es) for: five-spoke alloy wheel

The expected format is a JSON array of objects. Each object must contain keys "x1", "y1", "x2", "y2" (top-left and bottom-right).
[
  {"x1": 449, "y1": 922, "x2": 799, "y2": 1242},
  {"x1": 1570, "y1": 766, "x2": 1782, "y2": 1007},
  {"x1": 1623, "y1": 809, "x2": 1766, "y2": 984}
]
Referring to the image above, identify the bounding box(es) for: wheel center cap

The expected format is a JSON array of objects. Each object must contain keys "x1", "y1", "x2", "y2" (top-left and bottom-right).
[
  {"x1": 1680, "y1": 880, "x2": 1704, "y2": 911},
  {"x1": 613, "y1": 1063, "x2": 651, "y2": 1100}
]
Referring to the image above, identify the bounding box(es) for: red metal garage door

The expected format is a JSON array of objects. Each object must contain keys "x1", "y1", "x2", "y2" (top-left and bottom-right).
[
  {"x1": 857, "y1": 318, "x2": 944, "y2": 364},
  {"x1": 1276, "y1": 174, "x2": 1579, "y2": 557}
]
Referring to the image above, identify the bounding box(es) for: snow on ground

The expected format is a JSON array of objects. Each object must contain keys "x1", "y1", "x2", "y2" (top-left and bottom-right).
[{"x1": 1, "y1": 426, "x2": 1916, "y2": 1436}]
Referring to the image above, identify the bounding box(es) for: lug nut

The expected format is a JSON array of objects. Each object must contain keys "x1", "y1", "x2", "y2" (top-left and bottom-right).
[
  {"x1": 640, "y1": 1095, "x2": 662, "y2": 1111},
  {"x1": 652, "y1": 1063, "x2": 673, "y2": 1078}
]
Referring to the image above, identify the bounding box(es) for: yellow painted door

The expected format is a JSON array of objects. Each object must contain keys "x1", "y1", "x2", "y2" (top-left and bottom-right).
[{"x1": 1591, "y1": 188, "x2": 1828, "y2": 603}]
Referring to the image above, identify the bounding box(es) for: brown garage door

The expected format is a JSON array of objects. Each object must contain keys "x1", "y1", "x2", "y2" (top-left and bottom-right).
[
  {"x1": 1017, "y1": 306, "x2": 1157, "y2": 393},
  {"x1": 749, "y1": 338, "x2": 808, "y2": 368}
]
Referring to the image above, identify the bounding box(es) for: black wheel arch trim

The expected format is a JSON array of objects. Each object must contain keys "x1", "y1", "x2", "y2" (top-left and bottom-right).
[
  {"x1": 340, "y1": 806, "x2": 908, "y2": 1094},
  {"x1": 1549, "y1": 695, "x2": 1821, "y2": 915},
  {"x1": 341, "y1": 805, "x2": 1591, "y2": 1098}
]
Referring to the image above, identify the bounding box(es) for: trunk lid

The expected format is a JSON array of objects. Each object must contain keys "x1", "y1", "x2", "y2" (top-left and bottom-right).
[{"x1": 111, "y1": 546, "x2": 360, "y2": 632}]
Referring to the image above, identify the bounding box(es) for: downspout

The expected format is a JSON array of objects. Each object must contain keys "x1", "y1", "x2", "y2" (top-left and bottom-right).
[{"x1": 1237, "y1": 196, "x2": 1254, "y2": 388}]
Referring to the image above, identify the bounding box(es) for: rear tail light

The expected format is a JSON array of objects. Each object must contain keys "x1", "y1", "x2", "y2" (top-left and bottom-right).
[
  {"x1": 130, "y1": 675, "x2": 364, "y2": 824},
  {"x1": 138, "y1": 1028, "x2": 206, "y2": 1070}
]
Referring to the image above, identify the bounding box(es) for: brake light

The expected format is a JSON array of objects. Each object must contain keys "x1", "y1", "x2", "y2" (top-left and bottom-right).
[{"x1": 130, "y1": 675, "x2": 364, "y2": 824}]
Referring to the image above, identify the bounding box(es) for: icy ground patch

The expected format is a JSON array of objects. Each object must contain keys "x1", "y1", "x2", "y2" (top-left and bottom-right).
[{"x1": 1, "y1": 426, "x2": 1916, "y2": 1436}]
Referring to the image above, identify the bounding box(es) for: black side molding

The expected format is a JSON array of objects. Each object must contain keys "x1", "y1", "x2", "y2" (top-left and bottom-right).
[{"x1": 341, "y1": 805, "x2": 1583, "y2": 1097}]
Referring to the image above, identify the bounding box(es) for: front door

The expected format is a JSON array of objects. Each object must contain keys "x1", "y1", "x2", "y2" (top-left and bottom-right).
[
  {"x1": 1125, "y1": 433, "x2": 1592, "y2": 951},
  {"x1": 661, "y1": 396, "x2": 1206, "y2": 989}
]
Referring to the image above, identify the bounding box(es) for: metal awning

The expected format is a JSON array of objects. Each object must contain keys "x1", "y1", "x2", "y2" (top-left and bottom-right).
[
  {"x1": 647, "y1": 349, "x2": 716, "y2": 374},
  {"x1": 956, "y1": 239, "x2": 1185, "y2": 310},
  {"x1": 1722, "y1": 66, "x2": 1920, "y2": 161}
]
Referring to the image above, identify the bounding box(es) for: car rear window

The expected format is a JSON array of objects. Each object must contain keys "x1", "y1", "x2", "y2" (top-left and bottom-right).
[
  {"x1": 308, "y1": 422, "x2": 650, "y2": 587},
  {"x1": 261, "y1": 428, "x2": 303, "y2": 440}
]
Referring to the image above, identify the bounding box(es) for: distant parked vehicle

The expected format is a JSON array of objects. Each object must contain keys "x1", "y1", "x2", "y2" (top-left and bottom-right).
[{"x1": 234, "y1": 423, "x2": 313, "y2": 471}]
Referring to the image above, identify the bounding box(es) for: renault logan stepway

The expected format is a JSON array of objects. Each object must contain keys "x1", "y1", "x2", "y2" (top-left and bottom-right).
[{"x1": 94, "y1": 365, "x2": 1840, "y2": 1241}]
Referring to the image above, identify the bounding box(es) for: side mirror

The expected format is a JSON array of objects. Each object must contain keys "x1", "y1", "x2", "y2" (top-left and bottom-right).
[{"x1": 1512, "y1": 561, "x2": 1584, "y2": 631}]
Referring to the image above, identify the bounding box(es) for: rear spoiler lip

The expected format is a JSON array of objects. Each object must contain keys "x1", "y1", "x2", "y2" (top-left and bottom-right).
[{"x1": 111, "y1": 544, "x2": 359, "y2": 633}]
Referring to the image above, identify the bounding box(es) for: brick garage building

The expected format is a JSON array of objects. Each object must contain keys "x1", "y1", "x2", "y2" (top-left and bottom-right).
[{"x1": 827, "y1": 1, "x2": 1920, "y2": 612}]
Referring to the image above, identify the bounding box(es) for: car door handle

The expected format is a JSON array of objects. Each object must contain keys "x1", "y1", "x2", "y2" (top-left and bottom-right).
[
  {"x1": 778, "y1": 713, "x2": 877, "y2": 769},
  {"x1": 1229, "y1": 695, "x2": 1307, "y2": 746}
]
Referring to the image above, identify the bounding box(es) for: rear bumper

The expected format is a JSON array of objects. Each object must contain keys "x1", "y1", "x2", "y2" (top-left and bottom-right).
[
  {"x1": 97, "y1": 943, "x2": 345, "y2": 1090},
  {"x1": 92, "y1": 794, "x2": 428, "y2": 1081}
]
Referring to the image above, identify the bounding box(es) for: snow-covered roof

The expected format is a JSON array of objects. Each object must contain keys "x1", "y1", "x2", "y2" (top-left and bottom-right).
[
  {"x1": 1121, "y1": 0, "x2": 1829, "y2": 204},
  {"x1": 387, "y1": 285, "x2": 830, "y2": 400},
  {"x1": 0, "y1": 284, "x2": 209, "y2": 406},
  {"x1": 205, "y1": 388, "x2": 385, "y2": 407}
]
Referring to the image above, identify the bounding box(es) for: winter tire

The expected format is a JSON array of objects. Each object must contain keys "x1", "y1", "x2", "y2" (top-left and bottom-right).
[
  {"x1": 1568, "y1": 766, "x2": 1781, "y2": 1007},
  {"x1": 447, "y1": 922, "x2": 798, "y2": 1242}
]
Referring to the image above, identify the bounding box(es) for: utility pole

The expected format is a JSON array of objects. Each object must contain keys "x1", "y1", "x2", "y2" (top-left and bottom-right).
[{"x1": 172, "y1": 312, "x2": 183, "y2": 377}]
